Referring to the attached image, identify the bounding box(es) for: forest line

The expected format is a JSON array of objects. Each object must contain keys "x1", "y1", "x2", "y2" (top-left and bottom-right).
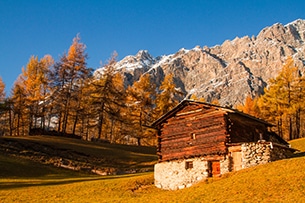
[{"x1": 0, "y1": 35, "x2": 181, "y2": 146}]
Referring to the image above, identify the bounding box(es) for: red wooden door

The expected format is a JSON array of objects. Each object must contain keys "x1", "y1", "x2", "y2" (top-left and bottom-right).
[{"x1": 212, "y1": 161, "x2": 220, "y2": 176}]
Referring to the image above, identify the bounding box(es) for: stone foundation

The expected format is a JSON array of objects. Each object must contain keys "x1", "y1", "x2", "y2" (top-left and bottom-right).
[
  {"x1": 154, "y1": 157, "x2": 211, "y2": 190},
  {"x1": 220, "y1": 155, "x2": 230, "y2": 174},
  {"x1": 155, "y1": 142, "x2": 294, "y2": 190},
  {"x1": 241, "y1": 142, "x2": 293, "y2": 169}
]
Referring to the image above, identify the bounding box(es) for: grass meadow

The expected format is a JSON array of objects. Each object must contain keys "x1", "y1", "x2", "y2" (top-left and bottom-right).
[{"x1": 1, "y1": 137, "x2": 305, "y2": 202}]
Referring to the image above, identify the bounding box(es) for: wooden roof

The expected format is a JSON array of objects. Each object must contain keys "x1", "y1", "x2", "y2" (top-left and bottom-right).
[{"x1": 151, "y1": 99, "x2": 274, "y2": 128}]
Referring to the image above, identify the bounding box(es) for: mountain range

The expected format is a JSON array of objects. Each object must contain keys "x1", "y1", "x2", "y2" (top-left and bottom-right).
[{"x1": 97, "y1": 19, "x2": 305, "y2": 106}]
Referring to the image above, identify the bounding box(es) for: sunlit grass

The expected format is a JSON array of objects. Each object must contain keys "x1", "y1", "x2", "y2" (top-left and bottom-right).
[
  {"x1": 1, "y1": 137, "x2": 305, "y2": 202},
  {"x1": 290, "y1": 137, "x2": 305, "y2": 152}
]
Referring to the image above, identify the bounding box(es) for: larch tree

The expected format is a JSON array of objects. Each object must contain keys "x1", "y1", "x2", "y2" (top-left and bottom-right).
[
  {"x1": 0, "y1": 77, "x2": 14, "y2": 136},
  {"x1": 10, "y1": 76, "x2": 28, "y2": 136},
  {"x1": 236, "y1": 95, "x2": 260, "y2": 118},
  {"x1": 257, "y1": 57, "x2": 300, "y2": 140},
  {"x1": 21, "y1": 55, "x2": 54, "y2": 133},
  {"x1": 291, "y1": 72, "x2": 305, "y2": 139},
  {"x1": 0, "y1": 77, "x2": 6, "y2": 136},
  {"x1": 155, "y1": 73, "x2": 181, "y2": 118},
  {"x1": 89, "y1": 52, "x2": 125, "y2": 141},
  {"x1": 105, "y1": 71, "x2": 125, "y2": 143},
  {"x1": 126, "y1": 74, "x2": 156, "y2": 145},
  {"x1": 50, "y1": 34, "x2": 92, "y2": 135}
]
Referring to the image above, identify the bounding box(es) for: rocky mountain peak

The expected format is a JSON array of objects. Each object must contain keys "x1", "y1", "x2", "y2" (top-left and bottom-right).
[
  {"x1": 135, "y1": 50, "x2": 154, "y2": 61},
  {"x1": 96, "y1": 19, "x2": 305, "y2": 106}
]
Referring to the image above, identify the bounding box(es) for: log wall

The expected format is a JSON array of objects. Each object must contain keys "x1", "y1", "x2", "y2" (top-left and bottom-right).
[
  {"x1": 226, "y1": 113, "x2": 269, "y2": 143},
  {"x1": 158, "y1": 103, "x2": 228, "y2": 162}
]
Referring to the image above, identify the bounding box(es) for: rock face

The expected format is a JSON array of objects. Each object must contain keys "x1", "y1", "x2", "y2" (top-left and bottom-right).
[{"x1": 98, "y1": 19, "x2": 305, "y2": 106}]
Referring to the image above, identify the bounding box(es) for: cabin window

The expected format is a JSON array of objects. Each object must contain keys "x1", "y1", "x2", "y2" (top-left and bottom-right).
[
  {"x1": 191, "y1": 133, "x2": 196, "y2": 140},
  {"x1": 185, "y1": 161, "x2": 193, "y2": 169}
]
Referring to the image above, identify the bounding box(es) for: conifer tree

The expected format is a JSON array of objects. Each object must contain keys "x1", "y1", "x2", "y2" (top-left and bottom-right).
[
  {"x1": 0, "y1": 78, "x2": 14, "y2": 136},
  {"x1": 155, "y1": 73, "x2": 181, "y2": 118},
  {"x1": 291, "y1": 72, "x2": 305, "y2": 139},
  {"x1": 21, "y1": 55, "x2": 54, "y2": 132},
  {"x1": 105, "y1": 71, "x2": 125, "y2": 142},
  {"x1": 126, "y1": 74, "x2": 156, "y2": 145},
  {"x1": 50, "y1": 34, "x2": 92, "y2": 135},
  {"x1": 90, "y1": 52, "x2": 125, "y2": 141},
  {"x1": 236, "y1": 95, "x2": 260, "y2": 118},
  {"x1": 257, "y1": 57, "x2": 300, "y2": 140},
  {"x1": 0, "y1": 77, "x2": 6, "y2": 136},
  {"x1": 10, "y1": 76, "x2": 27, "y2": 136}
]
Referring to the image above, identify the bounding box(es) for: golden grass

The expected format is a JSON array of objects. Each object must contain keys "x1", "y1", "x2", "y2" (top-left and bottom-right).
[
  {"x1": 290, "y1": 137, "x2": 305, "y2": 152},
  {"x1": 1, "y1": 137, "x2": 305, "y2": 202}
]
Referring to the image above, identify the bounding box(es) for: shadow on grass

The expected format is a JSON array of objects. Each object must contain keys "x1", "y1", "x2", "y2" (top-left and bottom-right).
[
  {"x1": 0, "y1": 172, "x2": 148, "y2": 190},
  {"x1": 0, "y1": 136, "x2": 157, "y2": 170},
  {"x1": 0, "y1": 153, "x2": 152, "y2": 190},
  {"x1": 0, "y1": 177, "x2": 101, "y2": 190}
]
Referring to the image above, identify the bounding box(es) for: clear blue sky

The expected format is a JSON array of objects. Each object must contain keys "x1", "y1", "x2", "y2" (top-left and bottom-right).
[{"x1": 1, "y1": 0, "x2": 305, "y2": 95}]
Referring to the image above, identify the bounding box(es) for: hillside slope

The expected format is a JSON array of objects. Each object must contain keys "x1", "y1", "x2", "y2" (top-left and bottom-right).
[
  {"x1": 102, "y1": 19, "x2": 305, "y2": 106},
  {"x1": 1, "y1": 138, "x2": 305, "y2": 202},
  {"x1": 0, "y1": 136, "x2": 157, "y2": 175}
]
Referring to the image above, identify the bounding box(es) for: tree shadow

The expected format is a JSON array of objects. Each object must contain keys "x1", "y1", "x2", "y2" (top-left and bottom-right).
[
  {"x1": 0, "y1": 172, "x2": 146, "y2": 190},
  {"x1": 0, "y1": 177, "x2": 101, "y2": 190}
]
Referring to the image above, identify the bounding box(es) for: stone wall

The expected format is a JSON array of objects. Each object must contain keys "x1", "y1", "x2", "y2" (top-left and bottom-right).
[
  {"x1": 155, "y1": 142, "x2": 293, "y2": 190},
  {"x1": 241, "y1": 142, "x2": 271, "y2": 168},
  {"x1": 269, "y1": 143, "x2": 294, "y2": 161},
  {"x1": 241, "y1": 142, "x2": 293, "y2": 169},
  {"x1": 154, "y1": 157, "x2": 211, "y2": 190},
  {"x1": 220, "y1": 155, "x2": 230, "y2": 174}
]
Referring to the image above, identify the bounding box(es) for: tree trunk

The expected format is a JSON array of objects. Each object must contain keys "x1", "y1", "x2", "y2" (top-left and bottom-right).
[
  {"x1": 41, "y1": 105, "x2": 46, "y2": 130},
  {"x1": 289, "y1": 116, "x2": 293, "y2": 140},
  {"x1": 57, "y1": 111, "x2": 62, "y2": 133},
  {"x1": 97, "y1": 103, "x2": 105, "y2": 139},
  {"x1": 9, "y1": 107, "x2": 13, "y2": 136},
  {"x1": 277, "y1": 118, "x2": 283, "y2": 138},
  {"x1": 62, "y1": 96, "x2": 70, "y2": 134},
  {"x1": 295, "y1": 108, "x2": 301, "y2": 139},
  {"x1": 62, "y1": 108, "x2": 68, "y2": 134},
  {"x1": 110, "y1": 118, "x2": 115, "y2": 143},
  {"x1": 72, "y1": 98, "x2": 81, "y2": 136},
  {"x1": 85, "y1": 117, "x2": 90, "y2": 141},
  {"x1": 16, "y1": 114, "x2": 20, "y2": 136},
  {"x1": 72, "y1": 114, "x2": 78, "y2": 135},
  {"x1": 137, "y1": 137, "x2": 141, "y2": 146},
  {"x1": 62, "y1": 105, "x2": 69, "y2": 134}
]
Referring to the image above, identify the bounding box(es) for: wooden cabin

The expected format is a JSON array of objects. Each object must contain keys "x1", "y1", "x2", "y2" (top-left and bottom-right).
[{"x1": 151, "y1": 100, "x2": 295, "y2": 190}]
